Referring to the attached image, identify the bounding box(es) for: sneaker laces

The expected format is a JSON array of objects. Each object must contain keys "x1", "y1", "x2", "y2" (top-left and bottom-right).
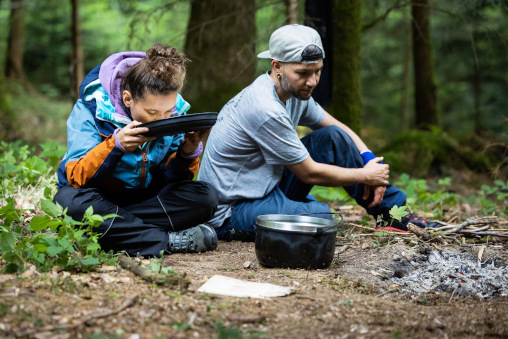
[{"x1": 168, "y1": 229, "x2": 196, "y2": 252}]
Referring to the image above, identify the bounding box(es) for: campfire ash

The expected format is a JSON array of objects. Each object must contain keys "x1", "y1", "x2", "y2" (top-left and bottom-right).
[{"x1": 388, "y1": 248, "x2": 508, "y2": 299}]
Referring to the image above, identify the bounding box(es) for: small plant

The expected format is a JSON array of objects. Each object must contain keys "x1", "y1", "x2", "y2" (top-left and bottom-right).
[
  {"x1": 477, "y1": 180, "x2": 508, "y2": 216},
  {"x1": 375, "y1": 205, "x2": 409, "y2": 229},
  {"x1": 0, "y1": 187, "x2": 118, "y2": 273},
  {"x1": 213, "y1": 322, "x2": 265, "y2": 339},
  {"x1": 389, "y1": 205, "x2": 409, "y2": 221},
  {"x1": 0, "y1": 141, "x2": 65, "y2": 199},
  {"x1": 338, "y1": 300, "x2": 354, "y2": 306},
  {"x1": 148, "y1": 253, "x2": 174, "y2": 275},
  {"x1": 395, "y1": 174, "x2": 508, "y2": 218}
]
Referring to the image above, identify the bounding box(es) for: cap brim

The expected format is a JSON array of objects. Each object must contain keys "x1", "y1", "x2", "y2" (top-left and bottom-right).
[{"x1": 257, "y1": 50, "x2": 272, "y2": 59}]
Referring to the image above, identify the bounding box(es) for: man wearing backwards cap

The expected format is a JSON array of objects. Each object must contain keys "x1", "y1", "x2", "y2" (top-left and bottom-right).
[{"x1": 198, "y1": 24, "x2": 438, "y2": 240}]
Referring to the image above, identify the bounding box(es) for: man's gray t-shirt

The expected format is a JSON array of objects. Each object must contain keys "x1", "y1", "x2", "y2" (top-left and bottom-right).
[{"x1": 198, "y1": 73, "x2": 325, "y2": 227}]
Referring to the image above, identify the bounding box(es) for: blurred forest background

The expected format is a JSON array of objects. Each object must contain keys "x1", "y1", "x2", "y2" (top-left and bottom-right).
[{"x1": 0, "y1": 0, "x2": 506, "y2": 179}]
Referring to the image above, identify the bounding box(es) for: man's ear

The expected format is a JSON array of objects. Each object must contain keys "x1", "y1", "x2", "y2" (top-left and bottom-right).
[
  {"x1": 122, "y1": 90, "x2": 132, "y2": 107},
  {"x1": 271, "y1": 60, "x2": 282, "y2": 74}
]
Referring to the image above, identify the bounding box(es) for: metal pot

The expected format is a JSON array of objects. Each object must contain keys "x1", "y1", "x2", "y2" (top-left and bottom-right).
[{"x1": 255, "y1": 214, "x2": 342, "y2": 269}]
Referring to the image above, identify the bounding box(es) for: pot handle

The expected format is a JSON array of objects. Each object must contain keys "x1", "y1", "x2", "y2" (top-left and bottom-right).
[{"x1": 295, "y1": 212, "x2": 343, "y2": 235}]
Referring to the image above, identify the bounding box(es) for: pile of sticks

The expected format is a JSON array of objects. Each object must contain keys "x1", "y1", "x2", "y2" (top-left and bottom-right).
[
  {"x1": 404, "y1": 216, "x2": 508, "y2": 245},
  {"x1": 434, "y1": 216, "x2": 508, "y2": 239}
]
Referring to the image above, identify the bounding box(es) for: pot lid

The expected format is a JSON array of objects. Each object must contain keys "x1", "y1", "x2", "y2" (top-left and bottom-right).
[{"x1": 256, "y1": 214, "x2": 339, "y2": 233}]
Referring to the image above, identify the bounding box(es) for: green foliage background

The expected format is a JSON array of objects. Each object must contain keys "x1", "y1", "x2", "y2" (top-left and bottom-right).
[{"x1": 0, "y1": 0, "x2": 506, "y2": 177}]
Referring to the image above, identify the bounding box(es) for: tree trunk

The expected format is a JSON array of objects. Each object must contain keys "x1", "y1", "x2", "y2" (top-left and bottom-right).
[
  {"x1": 400, "y1": 13, "x2": 412, "y2": 132},
  {"x1": 284, "y1": 0, "x2": 298, "y2": 24},
  {"x1": 472, "y1": 66, "x2": 482, "y2": 135},
  {"x1": 305, "y1": 0, "x2": 333, "y2": 107},
  {"x1": 70, "y1": 0, "x2": 84, "y2": 103},
  {"x1": 183, "y1": 0, "x2": 256, "y2": 113},
  {"x1": 330, "y1": 0, "x2": 362, "y2": 133},
  {"x1": 5, "y1": 0, "x2": 26, "y2": 80},
  {"x1": 411, "y1": 0, "x2": 438, "y2": 130},
  {"x1": 471, "y1": 23, "x2": 482, "y2": 135}
]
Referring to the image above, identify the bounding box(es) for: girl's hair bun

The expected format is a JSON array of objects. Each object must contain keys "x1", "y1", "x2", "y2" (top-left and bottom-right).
[{"x1": 121, "y1": 43, "x2": 190, "y2": 100}]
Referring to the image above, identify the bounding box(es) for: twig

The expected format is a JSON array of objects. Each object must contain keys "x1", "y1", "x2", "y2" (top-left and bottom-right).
[
  {"x1": 344, "y1": 222, "x2": 376, "y2": 232},
  {"x1": 376, "y1": 288, "x2": 398, "y2": 298},
  {"x1": 458, "y1": 231, "x2": 508, "y2": 238},
  {"x1": 401, "y1": 251, "x2": 416, "y2": 267},
  {"x1": 447, "y1": 216, "x2": 459, "y2": 224},
  {"x1": 407, "y1": 223, "x2": 431, "y2": 241},
  {"x1": 448, "y1": 285, "x2": 459, "y2": 304},
  {"x1": 408, "y1": 224, "x2": 448, "y2": 245},
  {"x1": 467, "y1": 226, "x2": 491, "y2": 233},
  {"x1": 344, "y1": 223, "x2": 413, "y2": 235},
  {"x1": 16, "y1": 295, "x2": 138, "y2": 337},
  {"x1": 118, "y1": 254, "x2": 190, "y2": 289},
  {"x1": 478, "y1": 245, "x2": 486, "y2": 261},
  {"x1": 296, "y1": 295, "x2": 316, "y2": 301},
  {"x1": 441, "y1": 217, "x2": 498, "y2": 234},
  {"x1": 227, "y1": 314, "x2": 266, "y2": 324}
]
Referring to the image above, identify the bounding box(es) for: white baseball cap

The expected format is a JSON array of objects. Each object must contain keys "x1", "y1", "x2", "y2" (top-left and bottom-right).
[{"x1": 257, "y1": 24, "x2": 325, "y2": 63}]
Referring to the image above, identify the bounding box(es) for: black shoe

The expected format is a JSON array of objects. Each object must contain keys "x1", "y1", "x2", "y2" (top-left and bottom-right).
[{"x1": 375, "y1": 209, "x2": 439, "y2": 233}]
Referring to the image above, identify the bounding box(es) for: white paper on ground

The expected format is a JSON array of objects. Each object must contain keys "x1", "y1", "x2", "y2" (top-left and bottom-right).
[{"x1": 197, "y1": 275, "x2": 293, "y2": 299}]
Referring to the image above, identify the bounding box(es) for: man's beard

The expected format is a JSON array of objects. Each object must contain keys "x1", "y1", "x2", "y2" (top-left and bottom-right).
[{"x1": 280, "y1": 72, "x2": 314, "y2": 100}]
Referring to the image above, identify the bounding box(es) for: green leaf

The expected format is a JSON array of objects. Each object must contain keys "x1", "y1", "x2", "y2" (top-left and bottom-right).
[
  {"x1": 0, "y1": 197, "x2": 22, "y2": 224},
  {"x1": 102, "y1": 213, "x2": 120, "y2": 221},
  {"x1": 46, "y1": 245, "x2": 64, "y2": 256},
  {"x1": 84, "y1": 206, "x2": 94, "y2": 220},
  {"x1": 63, "y1": 215, "x2": 82, "y2": 226},
  {"x1": 33, "y1": 243, "x2": 48, "y2": 253},
  {"x1": 0, "y1": 232, "x2": 16, "y2": 253},
  {"x1": 41, "y1": 199, "x2": 62, "y2": 218},
  {"x1": 74, "y1": 229, "x2": 86, "y2": 239},
  {"x1": 30, "y1": 215, "x2": 53, "y2": 231},
  {"x1": 389, "y1": 205, "x2": 409, "y2": 222},
  {"x1": 33, "y1": 252, "x2": 46, "y2": 264},
  {"x1": 44, "y1": 186, "x2": 53, "y2": 200},
  {"x1": 58, "y1": 238, "x2": 73, "y2": 251},
  {"x1": 87, "y1": 214, "x2": 104, "y2": 226},
  {"x1": 80, "y1": 257, "x2": 100, "y2": 266},
  {"x1": 86, "y1": 243, "x2": 101, "y2": 253},
  {"x1": 437, "y1": 177, "x2": 451, "y2": 186},
  {"x1": 46, "y1": 219, "x2": 63, "y2": 232},
  {"x1": 149, "y1": 260, "x2": 161, "y2": 272}
]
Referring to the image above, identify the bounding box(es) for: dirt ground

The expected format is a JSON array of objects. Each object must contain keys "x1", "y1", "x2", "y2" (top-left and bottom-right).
[{"x1": 1, "y1": 226, "x2": 507, "y2": 339}]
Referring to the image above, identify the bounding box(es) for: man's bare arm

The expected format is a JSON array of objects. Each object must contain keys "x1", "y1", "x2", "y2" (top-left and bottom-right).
[{"x1": 286, "y1": 155, "x2": 389, "y2": 187}]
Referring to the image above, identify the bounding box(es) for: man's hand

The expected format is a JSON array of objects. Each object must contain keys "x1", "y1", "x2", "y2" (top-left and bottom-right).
[
  {"x1": 361, "y1": 157, "x2": 389, "y2": 208},
  {"x1": 362, "y1": 157, "x2": 390, "y2": 186},
  {"x1": 116, "y1": 121, "x2": 155, "y2": 152},
  {"x1": 363, "y1": 185, "x2": 387, "y2": 208},
  {"x1": 181, "y1": 128, "x2": 211, "y2": 154}
]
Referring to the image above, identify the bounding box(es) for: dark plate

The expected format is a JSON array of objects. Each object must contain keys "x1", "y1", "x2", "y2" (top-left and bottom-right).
[{"x1": 138, "y1": 112, "x2": 218, "y2": 137}]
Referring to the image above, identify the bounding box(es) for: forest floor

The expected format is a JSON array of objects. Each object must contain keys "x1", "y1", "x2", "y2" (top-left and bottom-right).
[{"x1": 1, "y1": 203, "x2": 507, "y2": 339}]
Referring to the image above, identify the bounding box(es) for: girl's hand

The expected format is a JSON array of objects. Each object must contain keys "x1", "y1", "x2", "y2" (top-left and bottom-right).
[
  {"x1": 116, "y1": 121, "x2": 156, "y2": 152},
  {"x1": 181, "y1": 128, "x2": 211, "y2": 154}
]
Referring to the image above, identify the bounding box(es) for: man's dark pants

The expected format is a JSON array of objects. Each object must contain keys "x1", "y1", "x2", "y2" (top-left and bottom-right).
[
  {"x1": 217, "y1": 125, "x2": 407, "y2": 241},
  {"x1": 54, "y1": 181, "x2": 218, "y2": 257}
]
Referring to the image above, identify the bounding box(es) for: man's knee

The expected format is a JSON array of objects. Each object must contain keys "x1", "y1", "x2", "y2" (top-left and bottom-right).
[{"x1": 315, "y1": 125, "x2": 355, "y2": 147}]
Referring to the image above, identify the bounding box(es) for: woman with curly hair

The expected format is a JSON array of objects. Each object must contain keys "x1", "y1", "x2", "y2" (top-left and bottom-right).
[{"x1": 54, "y1": 44, "x2": 218, "y2": 257}]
